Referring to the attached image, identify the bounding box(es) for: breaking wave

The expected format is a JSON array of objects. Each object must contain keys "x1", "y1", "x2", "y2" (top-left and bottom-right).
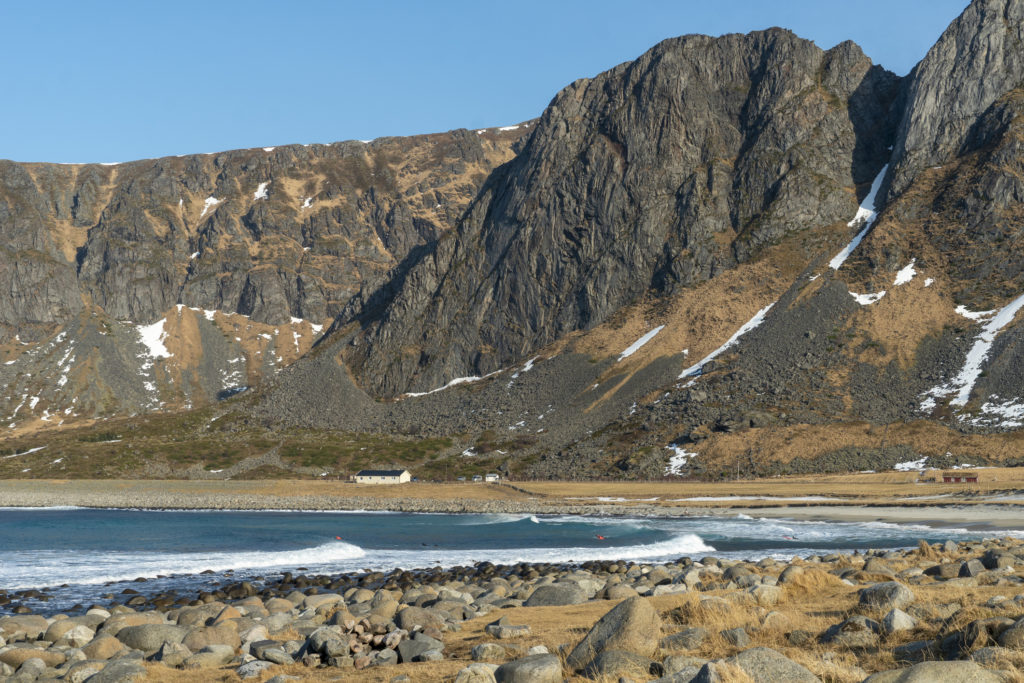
[{"x1": 2, "y1": 540, "x2": 365, "y2": 589}]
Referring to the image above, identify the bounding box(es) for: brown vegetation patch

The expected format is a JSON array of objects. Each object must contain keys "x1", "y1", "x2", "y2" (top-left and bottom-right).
[
  {"x1": 846, "y1": 276, "x2": 958, "y2": 369},
  {"x1": 676, "y1": 420, "x2": 1024, "y2": 469}
]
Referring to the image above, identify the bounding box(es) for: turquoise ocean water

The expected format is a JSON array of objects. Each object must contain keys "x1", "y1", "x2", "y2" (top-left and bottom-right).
[{"x1": 0, "y1": 507, "x2": 1015, "y2": 614}]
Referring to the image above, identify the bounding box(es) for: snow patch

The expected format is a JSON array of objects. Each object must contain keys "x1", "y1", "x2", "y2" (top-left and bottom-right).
[
  {"x1": 1, "y1": 445, "x2": 45, "y2": 459},
  {"x1": 137, "y1": 319, "x2": 172, "y2": 359},
  {"x1": 301, "y1": 197, "x2": 313, "y2": 209},
  {"x1": 935, "y1": 292, "x2": 1024, "y2": 407},
  {"x1": 200, "y1": 197, "x2": 221, "y2": 217},
  {"x1": 406, "y1": 375, "x2": 485, "y2": 398},
  {"x1": 262, "y1": 147, "x2": 276, "y2": 152},
  {"x1": 829, "y1": 164, "x2": 888, "y2": 270},
  {"x1": 969, "y1": 397, "x2": 1024, "y2": 429},
  {"x1": 510, "y1": 356, "x2": 539, "y2": 379},
  {"x1": 679, "y1": 304, "x2": 773, "y2": 379},
  {"x1": 849, "y1": 291, "x2": 886, "y2": 305},
  {"x1": 253, "y1": 181, "x2": 270, "y2": 200},
  {"x1": 893, "y1": 259, "x2": 917, "y2": 286},
  {"x1": 924, "y1": 278, "x2": 934, "y2": 287},
  {"x1": 894, "y1": 458, "x2": 929, "y2": 472},
  {"x1": 665, "y1": 445, "x2": 698, "y2": 476},
  {"x1": 955, "y1": 305, "x2": 995, "y2": 321},
  {"x1": 618, "y1": 325, "x2": 664, "y2": 361}
]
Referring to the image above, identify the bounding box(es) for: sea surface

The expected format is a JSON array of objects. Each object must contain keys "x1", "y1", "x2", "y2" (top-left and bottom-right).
[{"x1": 0, "y1": 507, "x2": 1018, "y2": 614}]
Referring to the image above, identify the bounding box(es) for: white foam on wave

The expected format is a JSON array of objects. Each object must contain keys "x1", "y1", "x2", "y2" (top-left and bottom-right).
[
  {"x1": 452, "y1": 513, "x2": 534, "y2": 526},
  {"x1": 1, "y1": 541, "x2": 365, "y2": 589},
  {"x1": 375, "y1": 533, "x2": 715, "y2": 568}
]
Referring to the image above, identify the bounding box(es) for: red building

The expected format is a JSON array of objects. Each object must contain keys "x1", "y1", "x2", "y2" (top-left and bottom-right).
[{"x1": 942, "y1": 471, "x2": 978, "y2": 483}]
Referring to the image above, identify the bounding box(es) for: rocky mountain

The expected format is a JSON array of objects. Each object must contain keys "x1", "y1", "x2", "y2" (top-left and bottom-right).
[
  {"x1": 3, "y1": 0, "x2": 1024, "y2": 480},
  {"x1": 0, "y1": 128, "x2": 527, "y2": 428}
]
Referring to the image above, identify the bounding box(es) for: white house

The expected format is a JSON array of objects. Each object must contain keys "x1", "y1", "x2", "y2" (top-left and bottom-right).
[{"x1": 353, "y1": 469, "x2": 411, "y2": 484}]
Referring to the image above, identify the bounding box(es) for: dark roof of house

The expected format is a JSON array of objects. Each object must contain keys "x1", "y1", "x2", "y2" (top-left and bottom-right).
[{"x1": 355, "y1": 469, "x2": 408, "y2": 477}]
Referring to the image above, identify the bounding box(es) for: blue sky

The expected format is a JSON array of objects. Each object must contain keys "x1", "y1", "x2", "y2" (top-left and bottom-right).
[{"x1": 1, "y1": 1, "x2": 968, "y2": 163}]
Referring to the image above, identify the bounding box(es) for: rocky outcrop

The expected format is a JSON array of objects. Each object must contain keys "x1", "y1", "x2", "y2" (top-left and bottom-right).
[
  {"x1": 341, "y1": 29, "x2": 900, "y2": 396},
  {"x1": 885, "y1": 0, "x2": 1024, "y2": 201},
  {"x1": 0, "y1": 128, "x2": 525, "y2": 422}
]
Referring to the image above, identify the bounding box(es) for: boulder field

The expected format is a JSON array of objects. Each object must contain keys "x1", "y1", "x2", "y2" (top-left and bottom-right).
[{"x1": 3, "y1": 538, "x2": 1024, "y2": 681}]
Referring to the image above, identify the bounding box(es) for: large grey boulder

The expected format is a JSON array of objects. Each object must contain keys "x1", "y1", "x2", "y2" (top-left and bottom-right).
[
  {"x1": 821, "y1": 615, "x2": 880, "y2": 649},
  {"x1": 998, "y1": 616, "x2": 1024, "y2": 648},
  {"x1": 695, "y1": 647, "x2": 820, "y2": 683},
  {"x1": 237, "y1": 659, "x2": 275, "y2": 679},
  {"x1": 397, "y1": 634, "x2": 443, "y2": 663},
  {"x1": 56, "y1": 624, "x2": 96, "y2": 648},
  {"x1": 306, "y1": 626, "x2": 347, "y2": 657},
  {"x1": 960, "y1": 559, "x2": 985, "y2": 577},
  {"x1": 63, "y1": 661, "x2": 106, "y2": 683},
  {"x1": 81, "y1": 659, "x2": 148, "y2": 683},
  {"x1": 565, "y1": 596, "x2": 662, "y2": 670},
  {"x1": 882, "y1": 609, "x2": 916, "y2": 634},
  {"x1": 484, "y1": 616, "x2": 531, "y2": 639},
  {"x1": 14, "y1": 657, "x2": 47, "y2": 681},
  {"x1": 115, "y1": 624, "x2": 187, "y2": 653},
  {"x1": 494, "y1": 653, "x2": 562, "y2": 683},
  {"x1": 863, "y1": 660, "x2": 1003, "y2": 683},
  {"x1": 604, "y1": 583, "x2": 640, "y2": 600},
  {"x1": 524, "y1": 582, "x2": 586, "y2": 607},
  {"x1": 0, "y1": 616, "x2": 48, "y2": 641},
  {"x1": 302, "y1": 593, "x2": 343, "y2": 611},
  {"x1": 0, "y1": 645, "x2": 66, "y2": 669},
  {"x1": 454, "y1": 662, "x2": 499, "y2": 683},
  {"x1": 858, "y1": 582, "x2": 914, "y2": 611},
  {"x1": 183, "y1": 621, "x2": 240, "y2": 651},
  {"x1": 149, "y1": 641, "x2": 191, "y2": 667},
  {"x1": 395, "y1": 606, "x2": 447, "y2": 632},
  {"x1": 184, "y1": 644, "x2": 236, "y2": 669},
  {"x1": 720, "y1": 627, "x2": 751, "y2": 648},
  {"x1": 81, "y1": 636, "x2": 126, "y2": 660},
  {"x1": 660, "y1": 627, "x2": 708, "y2": 651},
  {"x1": 663, "y1": 655, "x2": 710, "y2": 676},
  {"x1": 471, "y1": 643, "x2": 506, "y2": 661}
]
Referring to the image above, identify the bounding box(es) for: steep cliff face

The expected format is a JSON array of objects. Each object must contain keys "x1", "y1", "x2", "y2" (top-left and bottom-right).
[
  {"x1": 341, "y1": 29, "x2": 901, "y2": 396},
  {"x1": 886, "y1": 0, "x2": 1024, "y2": 201},
  {"x1": 0, "y1": 128, "x2": 526, "y2": 427}
]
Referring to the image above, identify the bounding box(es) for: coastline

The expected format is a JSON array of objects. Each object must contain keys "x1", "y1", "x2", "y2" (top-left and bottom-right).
[
  {"x1": 1, "y1": 479, "x2": 1024, "y2": 530},
  {"x1": 4, "y1": 480, "x2": 1024, "y2": 680}
]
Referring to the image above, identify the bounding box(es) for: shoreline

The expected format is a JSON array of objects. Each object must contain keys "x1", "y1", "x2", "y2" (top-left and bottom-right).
[
  {"x1": 1, "y1": 534, "x2": 1023, "y2": 682},
  {"x1": 2, "y1": 479, "x2": 1024, "y2": 531}
]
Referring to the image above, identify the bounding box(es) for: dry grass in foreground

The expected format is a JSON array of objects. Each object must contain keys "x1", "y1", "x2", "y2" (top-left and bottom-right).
[{"x1": 134, "y1": 562, "x2": 1024, "y2": 682}]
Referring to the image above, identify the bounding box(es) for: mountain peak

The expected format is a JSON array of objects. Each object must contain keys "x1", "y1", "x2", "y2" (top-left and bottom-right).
[{"x1": 886, "y1": 0, "x2": 1024, "y2": 201}]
